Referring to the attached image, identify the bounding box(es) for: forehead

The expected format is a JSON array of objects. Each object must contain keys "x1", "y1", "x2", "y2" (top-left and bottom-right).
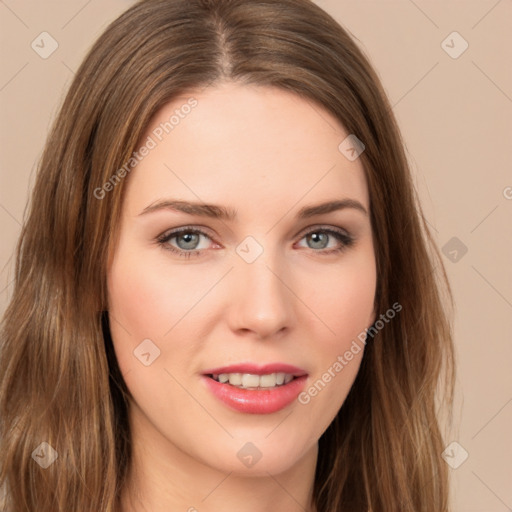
[{"x1": 123, "y1": 82, "x2": 369, "y2": 217}]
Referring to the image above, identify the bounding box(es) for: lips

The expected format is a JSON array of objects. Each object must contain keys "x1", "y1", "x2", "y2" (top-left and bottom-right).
[{"x1": 201, "y1": 362, "x2": 308, "y2": 414}]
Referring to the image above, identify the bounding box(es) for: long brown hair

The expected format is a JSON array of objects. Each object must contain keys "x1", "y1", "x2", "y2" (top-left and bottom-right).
[{"x1": 0, "y1": 0, "x2": 455, "y2": 510}]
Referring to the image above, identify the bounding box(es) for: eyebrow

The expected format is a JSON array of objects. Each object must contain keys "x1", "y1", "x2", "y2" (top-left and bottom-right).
[{"x1": 139, "y1": 198, "x2": 368, "y2": 220}]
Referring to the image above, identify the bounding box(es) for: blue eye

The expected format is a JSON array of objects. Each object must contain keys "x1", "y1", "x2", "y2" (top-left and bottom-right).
[
  {"x1": 298, "y1": 228, "x2": 354, "y2": 253},
  {"x1": 156, "y1": 227, "x2": 212, "y2": 258},
  {"x1": 156, "y1": 226, "x2": 354, "y2": 259},
  {"x1": 169, "y1": 231, "x2": 203, "y2": 250}
]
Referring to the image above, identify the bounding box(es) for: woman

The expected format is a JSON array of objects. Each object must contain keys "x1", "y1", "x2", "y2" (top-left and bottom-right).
[{"x1": 0, "y1": 0, "x2": 455, "y2": 510}]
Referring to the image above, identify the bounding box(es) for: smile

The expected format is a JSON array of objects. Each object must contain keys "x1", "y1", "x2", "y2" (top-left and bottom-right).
[
  {"x1": 201, "y1": 363, "x2": 308, "y2": 414},
  {"x1": 208, "y1": 372, "x2": 296, "y2": 389}
]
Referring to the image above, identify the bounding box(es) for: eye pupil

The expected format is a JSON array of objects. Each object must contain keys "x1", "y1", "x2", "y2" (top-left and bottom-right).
[
  {"x1": 177, "y1": 232, "x2": 200, "y2": 250},
  {"x1": 308, "y1": 232, "x2": 328, "y2": 249}
]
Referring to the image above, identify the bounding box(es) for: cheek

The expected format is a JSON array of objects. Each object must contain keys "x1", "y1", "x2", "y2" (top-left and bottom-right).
[
  {"x1": 106, "y1": 255, "x2": 194, "y2": 411},
  {"x1": 295, "y1": 250, "x2": 375, "y2": 427},
  {"x1": 106, "y1": 248, "x2": 222, "y2": 386},
  {"x1": 107, "y1": 264, "x2": 164, "y2": 340},
  {"x1": 315, "y1": 268, "x2": 372, "y2": 380},
  {"x1": 107, "y1": 251, "x2": 207, "y2": 339},
  {"x1": 331, "y1": 268, "x2": 375, "y2": 339},
  {"x1": 307, "y1": 249, "x2": 377, "y2": 348},
  {"x1": 106, "y1": 251, "x2": 178, "y2": 377}
]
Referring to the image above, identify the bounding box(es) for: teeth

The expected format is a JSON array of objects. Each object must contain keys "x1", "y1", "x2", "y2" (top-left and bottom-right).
[
  {"x1": 211, "y1": 372, "x2": 296, "y2": 389},
  {"x1": 228, "y1": 373, "x2": 242, "y2": 386},
  {"x1": 242, "y1": 374, "x2": 260, "y2": 388},
  {"x1": 259, "y1": 374, "x2": 276, "y2": 387}
]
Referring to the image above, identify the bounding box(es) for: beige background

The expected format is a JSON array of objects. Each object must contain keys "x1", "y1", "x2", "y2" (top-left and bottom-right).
[{"x1": 1, "y1": 0, "x2": 511, "y2": 510}]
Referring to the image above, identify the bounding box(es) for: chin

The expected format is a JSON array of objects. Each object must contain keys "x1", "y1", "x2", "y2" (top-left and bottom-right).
[{"x1": 199, "y1": 433, "x2": 316, "y2": 477}]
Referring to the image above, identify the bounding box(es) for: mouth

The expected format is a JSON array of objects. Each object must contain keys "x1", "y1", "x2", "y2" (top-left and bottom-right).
[
  {"x1": 201, "y1": 363, "x2": 308, "y2": 414},
  {"x1": 206, "y1": 372, "x2": 299, "y2": 390}
]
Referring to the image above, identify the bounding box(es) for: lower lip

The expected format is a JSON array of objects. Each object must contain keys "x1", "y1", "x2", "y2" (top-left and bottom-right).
[{"x1": 202, "y1": 375, "x2": 308, "y2": 414}]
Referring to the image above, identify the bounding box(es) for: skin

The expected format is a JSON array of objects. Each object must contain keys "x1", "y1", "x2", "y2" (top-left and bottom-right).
[{"x1": 107, "y1": 81, "x2": 377, "y2": 512}]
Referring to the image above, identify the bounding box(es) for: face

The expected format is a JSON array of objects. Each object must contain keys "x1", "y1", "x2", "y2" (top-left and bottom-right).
[{"x1": 107, "y1": 82, "x2": 376, "y2": 477}]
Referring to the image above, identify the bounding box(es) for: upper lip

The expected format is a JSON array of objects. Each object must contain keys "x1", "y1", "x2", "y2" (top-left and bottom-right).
[{"x1": 202, "y1": 363, "x2": 308, "y2": 377}]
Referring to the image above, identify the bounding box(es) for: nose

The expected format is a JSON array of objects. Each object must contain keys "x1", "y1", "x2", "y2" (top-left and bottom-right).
[{"x1": 227, "y1": 247, "x2": 295, "y2": 340}]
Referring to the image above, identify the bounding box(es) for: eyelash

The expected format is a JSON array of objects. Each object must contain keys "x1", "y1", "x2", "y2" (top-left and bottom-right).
[{"x1": 156, "y1": 225, "x2": 355, "y2": 259}]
